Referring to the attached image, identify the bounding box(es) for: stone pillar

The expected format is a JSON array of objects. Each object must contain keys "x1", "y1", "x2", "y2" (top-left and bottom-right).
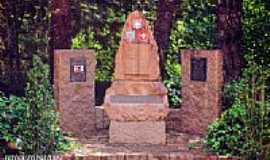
[
  {"x1": 54, "y1": 49, "x2": 96, "y2": 138},
  {"x1": 179, "y1": 49, "x2": 224, "y2": 135},
  {"x1": 103, "y1": 11, "x2": 169, "y2": 144}
]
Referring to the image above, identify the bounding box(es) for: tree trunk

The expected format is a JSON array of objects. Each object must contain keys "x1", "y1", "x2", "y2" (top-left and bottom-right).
[
  {"x1": 216, "y1": 0, "x2": 244, "y2": 83},
  {"x1": 3, "y1": 0, "x2": 20, "y2": 86},
  {"x1": 49, "y1": 0, "x2": 72, "y2": 83},
  {"x1": 154, "y1": 0, "x2": 180, "y2": 79}
]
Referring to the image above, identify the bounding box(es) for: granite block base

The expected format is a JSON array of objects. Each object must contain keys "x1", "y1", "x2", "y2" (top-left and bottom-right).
[{"x1": 109, "y1": 121, "x2": 166, "y2": 144}]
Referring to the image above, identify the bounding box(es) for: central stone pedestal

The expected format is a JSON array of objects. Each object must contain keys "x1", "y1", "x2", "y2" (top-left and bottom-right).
[
  {"x1": 103, "y1": 11, "x2": 169, "y2": 145},
  {"x1": 110, "y1": 121, "x2": 166, "y2": 144},
  {"x1": 104, "y1": 81, "x2": 169, "y2": 144}
]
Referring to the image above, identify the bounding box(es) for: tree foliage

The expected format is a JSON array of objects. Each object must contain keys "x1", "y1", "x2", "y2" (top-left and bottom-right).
[
  {"x1": 205, "y1": 1, "x2": 270, "y2": 158},
  {"x1": 0, "y1": 0, "x2": 49, "y2": 95},
  {"x1": 206, "y1": 60, "x2": 270, "y2": 159},
  {"x1": 0, "y1": 55, "x2": 66, "y2": 154},
  {"x1": 243, "y1": 0, "x2": 270, "y2": 67}
]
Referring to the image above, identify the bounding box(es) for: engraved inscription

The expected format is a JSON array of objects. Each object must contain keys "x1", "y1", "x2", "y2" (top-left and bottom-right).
[
  {"x1": 70, "y1": 58, "x2": 86, "y2": 82},
  {"x1": 124, "y1": 45, "x2": 138, "y2": 75},
  {"x1": 191, "y1": 57, "x2": 207, "y2": 81},
  {"x1": 111, "y1": 95, "x2": 163, "y2": 104},
  {"x1": 124, "y1": 44, "x2": 151, "y2": 76}
]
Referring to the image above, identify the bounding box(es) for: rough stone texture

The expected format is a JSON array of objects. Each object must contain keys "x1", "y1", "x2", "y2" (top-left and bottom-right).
[
  {"x1": 105, "y1": 81, "x2": 168, "y2": 96},
  {"x1": 114, "y1": 11, "x2": 160, "y2": 81},
  {"x1": 95, "y1": 106, "x2": 109, "y2": 130},
  {"x1": 103, "y1": 11, "x2": 169, "y2": 144},
  {"x1": 54, "y1": 49, "x2": 96, "y2": 138},
  {"x1": 109, "y1": 121, "x2": 166, "y2": 144},
  {"x1": 179, "y1": 49, "x2": 224, "y2": 135},
  {"x1": 105, "y1": 104, "x2": 168, "y2": 122},
  {"x1": 165, "y1": 109, "x2": 181, "y2": 132},
  {"x1": 96, "y1": 108, "x2": 187, "y2": 132},
  {"x1": 104, "y1": 81, "x2": 169, "y2": 122},
  {"x1": 95, "y1": 106, "x2": 104, "y2": 130}
]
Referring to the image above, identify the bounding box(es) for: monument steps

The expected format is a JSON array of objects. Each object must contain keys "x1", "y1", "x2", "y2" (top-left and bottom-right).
[{"x1": 60, "y1": 131, "x2": 239, "y2": 160}]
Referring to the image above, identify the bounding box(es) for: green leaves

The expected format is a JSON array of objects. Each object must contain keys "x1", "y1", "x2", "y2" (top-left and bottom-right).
[
  {"x1": 22, "y1": 55, "x2": 63, "y2": 154},
  {"x1": 0, "y1": 95, "x2": 27, "y2": 154},
  {"x1": 172, "y1": 0, "x2": 216, "y2": 50},
  {"x1": 243, "y1": 0, "x2": 270, "y2": 67},
  {"x1": 163, "y1": 60, "x2": 181, "y2": 107},
  {"x1": 205, "y1": 104, "x2": 248, "y2": 156},
  {"x1": 0, "y1": 55, "x2": 67, "y2": 154},
  {"x1": 205, "y1": 62, "x2": 270, "y2": 159}
]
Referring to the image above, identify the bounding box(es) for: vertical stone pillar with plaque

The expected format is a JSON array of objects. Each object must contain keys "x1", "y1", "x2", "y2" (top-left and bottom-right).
[
  {"x1": 179, "y1": 49, "x2": 224, "y2": 135},
  {"x1": 54, "y1": 49, "x2": 96, "y2": 137},
  {"x1": 103, "y1": 11, "x2": 169, "y2": 144}
]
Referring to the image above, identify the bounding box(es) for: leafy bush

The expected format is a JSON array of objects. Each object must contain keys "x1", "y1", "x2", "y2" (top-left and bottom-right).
[
  {"x1": 163, "y1": 61, "x2": 181, "y2": 107},
  {"x1": 0, "y1": 55, "x2": 68, "y2": 154},
  {"x1": 169, "y1": 0, "x2": 216, "y2": 51},
  {"x1": 205, "y1": 100, "x2": 251, "y2": 156},
  {"x1": 205, "y1": 61, "x2": 270, "y2": 159},
  {"x1": 0, "y1": 95, "x2": 28, "y2": 154}
]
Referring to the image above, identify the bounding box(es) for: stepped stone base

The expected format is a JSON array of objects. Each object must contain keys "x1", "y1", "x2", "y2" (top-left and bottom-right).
[
  {"x1": 60, "y1": 131, "x2": 239, "y2": 160},
  {"x1": 103, "y1": 81, "x2": 169, "y2": 144},
  {"x1": 109, "y1": 121, "x2": 166, "y2": 144}
]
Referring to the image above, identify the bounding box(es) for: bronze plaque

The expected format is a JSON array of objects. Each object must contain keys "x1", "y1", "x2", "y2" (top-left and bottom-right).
[
  {"x1": 110, "y1": 95, "x2": 163, "y2": 104},
  {"x1": 70, "y1": 58, "x2": 86, "y2": 82},
  {"x1": 191, "y1": 57, "x2": 207, "y2": 81}
]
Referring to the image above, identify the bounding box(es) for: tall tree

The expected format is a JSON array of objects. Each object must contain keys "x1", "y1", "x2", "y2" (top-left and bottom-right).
[
  {"x1": 0, "y1": 0, "x2": 25, "y2": 94},
  {"x1": 216, "y1": 0, "x2": 244, "y2": 82},
  {"x1": 3, "y1": 0, "x2": 20, "y2": 74},
  {"x1": 49, "y1": 0, "x2": 72, "y2": 82},
  {"x1": 154, "y1": 0, "x2": 180, "y2": 79}
]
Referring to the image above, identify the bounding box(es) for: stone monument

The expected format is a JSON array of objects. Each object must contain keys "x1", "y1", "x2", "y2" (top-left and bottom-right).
[
  {"x1": 54, "y1": 49, "x2": 96, "y2": 138},
  {"x1": 179, "y1": 49, "x2": 224, "y2": 135},
  {"x1": 103, "y1": 11, "x2": 169, "y2": 144}
]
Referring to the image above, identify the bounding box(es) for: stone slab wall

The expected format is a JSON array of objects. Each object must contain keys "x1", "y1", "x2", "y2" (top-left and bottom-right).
[
  {"x1": 179, "y1": 50, "x2": 224, "y2": 135},
  {"x1": 95, "y1": 106, "x2": 109, "y2": 130},
  {"x1": 54, "y1": 49, "x2": 96, "y2": 138},
  {"x1": 165, "y1": 109, "x2": 182, "y2": 132}
]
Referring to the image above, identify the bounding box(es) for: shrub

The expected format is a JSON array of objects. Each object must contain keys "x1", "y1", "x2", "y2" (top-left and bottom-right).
[
  {"x1": 205, "y1": 101, "x2": 251, "y2": 156},
  {"x1": 163, "y1": 60, "x2": 181, "y2": 107},
  {"x1": 0, "y1": 55, "x2": 68, "y2": 154},
  {"x1": 0, "y1": 95, "x2": 28, "y2": 154},
  {"x1": 205, "y1": 61, "x2": 270, "y2": 159}
]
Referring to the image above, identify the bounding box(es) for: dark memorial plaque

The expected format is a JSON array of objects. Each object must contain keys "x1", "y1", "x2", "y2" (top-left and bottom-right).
[
  {"x1": 110, "y1": 95, "x2": 163, "y2": 104},
  {"x1": 191, "y1": 57, "x2": 207, "y2": 81},
  {"x1": 70, "y1": 58, "x2": 86, "y2": 82}
]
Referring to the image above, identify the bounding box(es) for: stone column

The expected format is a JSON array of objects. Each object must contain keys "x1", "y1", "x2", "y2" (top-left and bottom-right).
[
  {"x1": 54, "y1": 49, "x2": 96, "y2": 138},
  {"x1": 179, "y1": 49, "x2": 224, "y2": 135}
]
